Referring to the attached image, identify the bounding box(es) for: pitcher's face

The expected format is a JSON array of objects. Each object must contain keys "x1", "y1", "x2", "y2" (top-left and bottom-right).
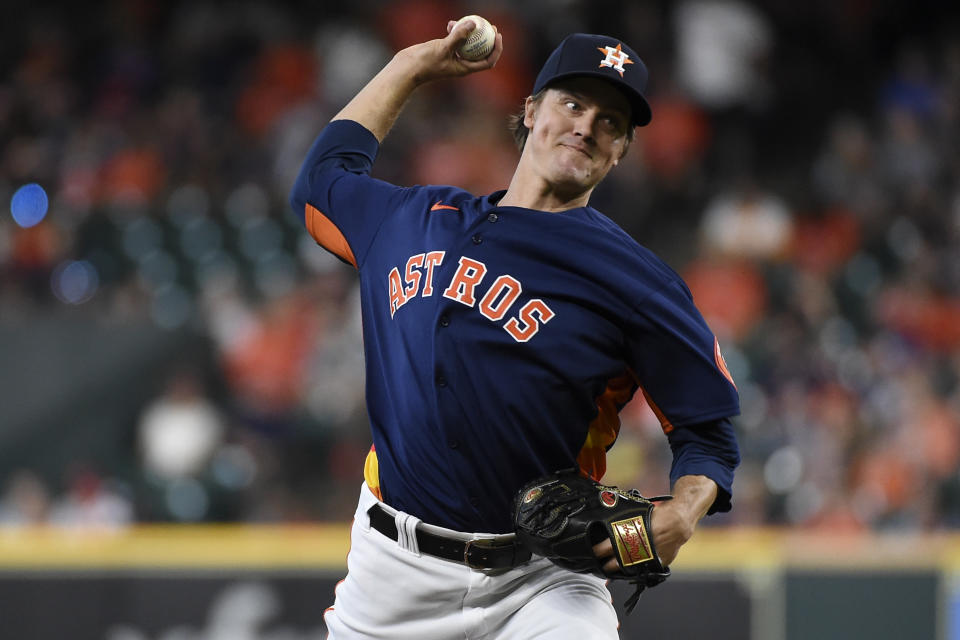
[{"x1": 523, "y1": 77, "x2": 632, "y2": 195}]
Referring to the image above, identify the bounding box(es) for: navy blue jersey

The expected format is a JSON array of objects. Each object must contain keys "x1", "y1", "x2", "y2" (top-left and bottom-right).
[{"x1": 290, "y1": 120, "x2": 740, "y2": 532}]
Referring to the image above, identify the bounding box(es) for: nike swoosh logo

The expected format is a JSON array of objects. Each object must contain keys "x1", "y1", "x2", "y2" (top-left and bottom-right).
[{"x1": 430, "y1": 201, "x2": 460, "y2": 212}]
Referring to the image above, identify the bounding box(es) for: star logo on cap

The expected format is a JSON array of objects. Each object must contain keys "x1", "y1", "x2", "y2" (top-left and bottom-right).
[{"x1": 597, "y1": 43, "x2": 633, "y2": 77}]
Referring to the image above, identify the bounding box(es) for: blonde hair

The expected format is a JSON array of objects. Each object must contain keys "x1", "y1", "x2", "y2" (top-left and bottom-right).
[{"x1": 507, "y1": 90, "x2": 547, "y2": 152}]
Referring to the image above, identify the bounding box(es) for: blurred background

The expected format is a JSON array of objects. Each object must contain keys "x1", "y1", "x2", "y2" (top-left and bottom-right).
[{"x1": 1, "y1": 0, "x2": 959, "y2": 638}]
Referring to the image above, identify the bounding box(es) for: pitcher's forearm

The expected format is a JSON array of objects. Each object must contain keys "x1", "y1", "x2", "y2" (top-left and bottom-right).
[
  {"x1": 670, "y1": 474, "x2": 718, "y2": 527},
  {"x1": 648, "y1": 475, "x2": 718, "y2": 566}
]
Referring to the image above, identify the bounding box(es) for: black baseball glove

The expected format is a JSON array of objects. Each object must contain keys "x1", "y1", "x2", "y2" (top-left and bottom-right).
[{"x1": 513, "y1": 469, "x2": 671, "y2": 613}]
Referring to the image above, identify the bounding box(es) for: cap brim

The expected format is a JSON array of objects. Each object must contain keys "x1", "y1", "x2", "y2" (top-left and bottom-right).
[{"x1": 542, "y1": 71, "x2": 652, "y2": 127}]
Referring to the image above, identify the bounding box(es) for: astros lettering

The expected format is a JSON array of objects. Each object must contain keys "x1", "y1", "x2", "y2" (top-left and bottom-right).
[{"x1": 388, "y1": 251, "x2": 556, "y2": 342}]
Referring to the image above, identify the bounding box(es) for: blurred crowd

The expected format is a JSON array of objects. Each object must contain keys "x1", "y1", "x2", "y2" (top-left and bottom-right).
[{"x1": 1, "y1": 0, "x2": 959, "y2": 532}]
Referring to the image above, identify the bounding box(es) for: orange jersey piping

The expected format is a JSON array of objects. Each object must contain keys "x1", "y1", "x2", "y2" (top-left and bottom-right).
[
  {"x1": 363, "y1": 445, "x2": 383, "y2": 501},
  {"x1": 577, "y1": 369, "x2": 638, "y2": 481},
  {"x1": 305, "y1": 203, "x2": 357, "y2": 268}
]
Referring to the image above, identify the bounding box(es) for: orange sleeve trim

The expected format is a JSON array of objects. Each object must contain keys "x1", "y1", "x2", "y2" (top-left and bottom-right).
[
  {"x1": 305, "y1": 203, "x2": 357, "y2": 268},
  {"x1": 714, "y1": 337, "x2": 737, "y2": 390},
  {"x1": 640, "y1": 386, "x2": 674, "y2": 434}
]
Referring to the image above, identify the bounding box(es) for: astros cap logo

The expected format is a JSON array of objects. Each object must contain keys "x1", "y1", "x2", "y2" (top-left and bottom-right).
[{"x1": 597, "y1": 43, "x2": 633, "y2": 77}]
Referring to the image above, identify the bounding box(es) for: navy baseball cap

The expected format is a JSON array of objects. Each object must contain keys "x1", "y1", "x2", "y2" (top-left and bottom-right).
[{"x1": 533, "y1": 33, "x2": 652, "y2": 127}]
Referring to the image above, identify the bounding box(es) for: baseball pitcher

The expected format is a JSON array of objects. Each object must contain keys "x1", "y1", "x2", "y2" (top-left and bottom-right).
[{"x1": 289, "y1": 18, "x2": 740, "y2": 639}]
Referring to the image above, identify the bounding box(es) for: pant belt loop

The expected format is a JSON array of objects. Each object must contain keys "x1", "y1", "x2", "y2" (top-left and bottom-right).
[{"x1": 394, "y1": 511, "x2": 422, "y2": 556}]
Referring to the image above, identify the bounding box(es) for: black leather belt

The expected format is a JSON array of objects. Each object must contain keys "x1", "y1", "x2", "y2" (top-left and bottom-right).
[{"x1": 367, "y1": 504, "x2": 532, "y2": 570}]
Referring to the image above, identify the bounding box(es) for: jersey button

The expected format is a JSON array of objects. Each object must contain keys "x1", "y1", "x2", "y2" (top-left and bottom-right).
[
  {"x1": 487, "y1": 213, "x2": 498, "y2": 223},
  {"x1": 439, "y1": 315, "x2": 450, "y2": 327},
  {"x1": 437, "y1": 375, "x2": 448, "y2": 387},
  {"x1": 448, "y1": 440, "x2": 459, "y2": 449},
  {"x1": 471, "y1": 234, "x2": 482, "y2": 244},
  {"x1": 469, "y1": 496, "x2": 479, "y2": 507}
]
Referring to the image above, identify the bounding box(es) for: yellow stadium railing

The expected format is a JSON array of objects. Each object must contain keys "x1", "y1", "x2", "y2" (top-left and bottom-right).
[{"x1": 0, "y1": 525, "x2": 958, "y2": 571}]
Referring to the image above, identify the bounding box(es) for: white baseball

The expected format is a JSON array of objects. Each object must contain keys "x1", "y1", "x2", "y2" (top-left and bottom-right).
[{"x1": 455, "y1": 15, "x2": 495, "y2": 61}]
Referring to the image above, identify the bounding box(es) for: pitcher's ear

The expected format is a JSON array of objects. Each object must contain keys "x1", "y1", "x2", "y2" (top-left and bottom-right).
[{"x1": 523, "y1": 95, "x2": 538, "y2": 129}]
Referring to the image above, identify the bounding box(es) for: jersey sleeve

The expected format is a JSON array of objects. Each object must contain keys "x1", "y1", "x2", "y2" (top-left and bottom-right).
[
  {"x1": 626, "y1": 278, "x2": 739, "y2": 426},
  {"x1": 625, "y1": 278, "x2": 741, "y2": 512},
  {"x1": 288, "y1": 119, "x2": 411, "y2": 269},
  {"x1": 667, "y1": 417, "x2": 740, "y2": 513}
]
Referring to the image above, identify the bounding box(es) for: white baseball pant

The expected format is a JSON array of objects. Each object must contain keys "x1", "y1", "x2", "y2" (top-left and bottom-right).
[{"x1": 323, "y1": 483, "x2": 620, "y2": 639}]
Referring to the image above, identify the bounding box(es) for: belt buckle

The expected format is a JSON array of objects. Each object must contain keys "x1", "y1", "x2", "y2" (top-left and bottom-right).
[{"x1": 463, "y1": 538, "x2": 501, "y2": 570}]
